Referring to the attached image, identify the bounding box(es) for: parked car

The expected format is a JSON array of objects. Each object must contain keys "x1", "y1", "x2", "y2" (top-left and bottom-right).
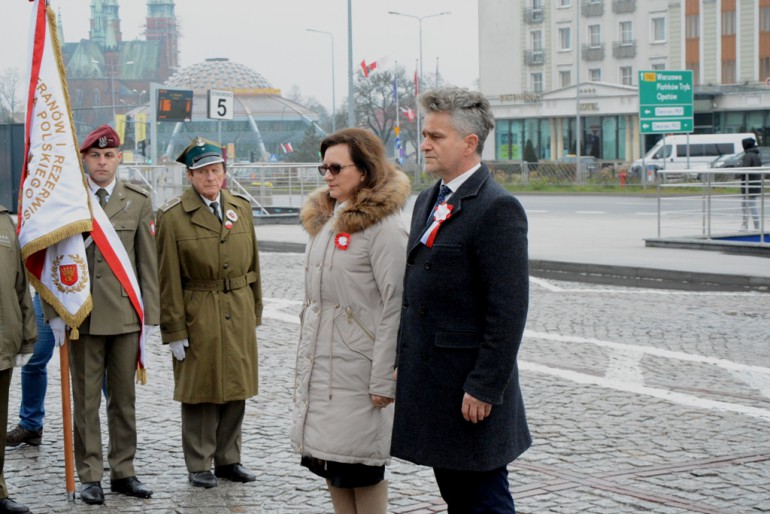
[
  {"x1": 557, "y1": 155, "x2": 600, "y2": 175},
  {"x1": 710, "y1": 146, "x2": 770, "y2": 168}
]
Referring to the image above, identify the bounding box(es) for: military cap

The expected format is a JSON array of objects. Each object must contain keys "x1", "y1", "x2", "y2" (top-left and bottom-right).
[
  {"x1": 80, "y1": 124, "x2": 121, "y2": 153},
  {"x1": 176, "y1": 137, "x2": 225, "y2": 169}
]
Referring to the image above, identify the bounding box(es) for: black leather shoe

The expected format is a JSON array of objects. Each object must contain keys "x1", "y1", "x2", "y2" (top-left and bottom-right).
[
  {"x1": 5, "y1": 425, "x2": 42, "y2": 447},
  {"x1": 214, "y1": 463, "x2": 256, "y2": 483},
  {"x1": 110, "y1": 476, "x2": 153, "y2": 498},
  {"x1": 0, "y1": 498, "x2": 30, "y2": 513},
  {"x1": 188, "y1": 471, "x2": 217, "y2": 488},
  {"x1": 80, "y1": 482, "x2": 104, "y2": 505}
]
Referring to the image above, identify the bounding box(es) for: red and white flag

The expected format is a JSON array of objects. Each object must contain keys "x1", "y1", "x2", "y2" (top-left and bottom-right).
[
  {"x1": 18, "y1": 0, "x2": 147, "y2": 377},
  {"x1": 360, "y1": 56, "x2": 391, "y2": 78},
  {"x1": 19, "y1": 0, "x2": 93, "y2": 330},
  {"x1": 280, "y1": 142, "x2": 294, "y2": 153},
  {"x1": 401, "y1": 107, "x2": 416, "y2": 122}
]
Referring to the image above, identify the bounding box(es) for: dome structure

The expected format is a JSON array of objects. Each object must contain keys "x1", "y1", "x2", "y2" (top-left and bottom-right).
[{"x1": 165, "y1": 57, "x2": 275, "y2": 93}]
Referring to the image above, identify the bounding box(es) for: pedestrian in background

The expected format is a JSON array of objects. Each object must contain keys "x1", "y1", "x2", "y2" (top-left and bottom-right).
[
  {"x1": 0, "y1": 204, "x2": 37, "y2": 514},
  {"x1": 5, "y1": 293, "x2": 54, "y2": 448},
  {"x1": 391, "y1": 88, "x2": 531, "y2": 514},
  {"x1": 156, "y1": 137, "x2": 262, "y2": 489},
  {"x1": 739, "y1": 137, "x2": 762, "y2": 230},
  {"x1": 291, "y1": 128, "x2": 410, "y2": 514},
  {"x1": 42, "y1": 125, "x2": 160, "y2": 504}
]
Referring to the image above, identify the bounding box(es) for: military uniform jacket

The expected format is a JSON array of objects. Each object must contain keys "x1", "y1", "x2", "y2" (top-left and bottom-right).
[
  {"x1": 391, "y1": 164, "x2": 532, "y2": 471},
  {"x1": 40, "y1": 181, "x2": 159, "y2": 334},
  {"x1": 0, "y1": 206, "x2": 36, "y2": 371},
  {"x1": 156, "y1": 188, "x2": 262, "y2": 404}
]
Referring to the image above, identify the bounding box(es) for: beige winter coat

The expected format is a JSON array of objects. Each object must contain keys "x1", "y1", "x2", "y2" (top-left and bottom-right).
[{"x1": 290, "y1": 170, "x2": 410, "y2": 466}]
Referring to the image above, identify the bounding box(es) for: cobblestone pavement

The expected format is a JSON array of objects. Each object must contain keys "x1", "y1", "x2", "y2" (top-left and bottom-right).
[{"x1": 5, "y1": 252, "x2": 770, "y2": 513}]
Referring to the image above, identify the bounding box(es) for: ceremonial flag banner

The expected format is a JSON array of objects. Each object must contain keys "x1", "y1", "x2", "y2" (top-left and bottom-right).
[
  {"x1": 18, "y1": 0, "x2": 93, "y2": 331},
  {"x1": 18, "y1": 0, "x2": 147, "y2": 376},
  {"x1": 360, "y1": 56, "x2": 390, "y2": 78}
]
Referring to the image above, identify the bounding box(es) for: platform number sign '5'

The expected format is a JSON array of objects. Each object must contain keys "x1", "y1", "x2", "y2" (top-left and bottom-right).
[{"x1": 208, "y1": 89, "x2": 234, "y2": 120}]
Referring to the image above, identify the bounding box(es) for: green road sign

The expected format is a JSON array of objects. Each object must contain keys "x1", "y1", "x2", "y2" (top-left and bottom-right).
[{"x1": 638, "y1": 70, "x2": 693, "y2": 134}]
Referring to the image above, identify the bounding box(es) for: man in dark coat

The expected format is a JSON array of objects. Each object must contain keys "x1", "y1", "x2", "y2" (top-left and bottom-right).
[
  {"x1": 739, "y1": 137, "x2": 762, "y2": 230},
  {"x1": 391, "y1": 87, "x2": 531, "y2": 513}
]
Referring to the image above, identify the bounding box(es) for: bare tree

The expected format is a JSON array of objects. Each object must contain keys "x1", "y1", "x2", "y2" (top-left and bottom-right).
[{"x1": 0, "y1": 68, "x2": 21, "y2": 123}]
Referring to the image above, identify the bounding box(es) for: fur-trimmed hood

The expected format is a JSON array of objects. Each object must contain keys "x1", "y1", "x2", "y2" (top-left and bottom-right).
[{"x1": 301, "y1": 169, "x2": 411, "y2": 236}]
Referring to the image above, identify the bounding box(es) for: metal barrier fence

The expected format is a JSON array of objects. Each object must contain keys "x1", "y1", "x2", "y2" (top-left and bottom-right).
[
  {"x1": 655, "y1": 168, "x2": 767, "y2": 245},
  {"x1": 119, "y1": 162, "x2": 324, "y2": 212},
  {"x1": 485, "y1": 160, "x2": 632, "y2": 187}
]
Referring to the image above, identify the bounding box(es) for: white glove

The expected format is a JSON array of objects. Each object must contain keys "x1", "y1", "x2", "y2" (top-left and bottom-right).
[
  {"x1": 14, "y1": 353, "x2": 32, "y2": 367},
  {"x1": 143, "y1": 325, "x2": 158, "y2": 339},
  {"x1": 169, "y1": 339, "x2": 189, "y2": 361},
  {"x1": 49, "y1": 317, "x2": 67, "y2": 347}
]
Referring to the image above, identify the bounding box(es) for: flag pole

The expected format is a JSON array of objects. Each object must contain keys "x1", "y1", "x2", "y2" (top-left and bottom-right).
[{"x1": 59, "y1": 335, "x2": 76, "y2": 501}]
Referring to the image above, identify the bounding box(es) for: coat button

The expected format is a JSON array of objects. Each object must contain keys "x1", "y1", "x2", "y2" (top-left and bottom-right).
[
  {"x1": 424, "y1": 262, "x2": 432, "y2": 270},
  {"x1": 418, "y1": 306, "x2": 426, "y2": 316},
  {"x1": 221, "y1": 239, "x2": 225, "y2": 244},
  {"x1": 96, "y1": 273, "x2": 101, "y2": 279},
  {"x1": 223, "y1": 263, "x2": 229, "y2": 269},
  {"x1": 225, "y1": 314, "x2": 231, "y2": 320},
  {"x1": 406, "y1": 259, "x2": 414, "y2": 266},
  {"x1": 402, "y1": 302, "x2": 409, "y2": 310}
]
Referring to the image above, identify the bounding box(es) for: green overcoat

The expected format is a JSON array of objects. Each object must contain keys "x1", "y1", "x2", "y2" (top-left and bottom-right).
[{"x1": 156, "y1": 188, "x2": 262, "y2": 404}]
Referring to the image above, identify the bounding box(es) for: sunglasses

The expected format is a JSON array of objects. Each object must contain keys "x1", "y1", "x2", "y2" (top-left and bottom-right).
[{"x1": 318, "y1": 163, "x2": 356, "y2": 176}]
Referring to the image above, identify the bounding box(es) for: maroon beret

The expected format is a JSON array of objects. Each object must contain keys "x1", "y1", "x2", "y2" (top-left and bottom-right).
[{"x1": 79, "y1": 124, "x2": 121, "y2": 153}]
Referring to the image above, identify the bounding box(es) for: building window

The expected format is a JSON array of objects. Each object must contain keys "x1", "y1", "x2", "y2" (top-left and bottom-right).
[
  {"x1": 560, "y1": 69, "x2": 572, "y2": 88},
  {"x1": 531, "y1": 73, "x2": 543, "y2": 93},
  {"x1": 589, "y1": 68, "x2": 601, "y2": 81},
  {"x1": 651, "y1": 16, "x2": 666, "y2": 43},
  {"x1": 721, "y1": 11, "x2": 735, "y2": 36},
  {"x1": 531, "y1": 30, "x2": 543, "y2": 51},
  {"x1": 685, "y1": 15, "x2": 699, "y2": 39},
  {"x1": 588, "y1": 25, "x2": 601, "y2": 47},
  {"x1": 619, "y1": 21, "x2": 633, "y2": 44},
  {"x1": 761, "y1": 57, "x2": 770, "y2": 81},
  {"x1": 620, "y1": 66, "x2": 633, "y2": 85},
  {"x1": 559, "y1": 0, "x2": 572, "y2": 6},
  {"x1": 532, "y1": 0, "x2": 543, "y2": 8},
  {"x1": 559, "y1": 27, "x2": 571, "y2": 51},
  {"x1": 651, "y1": 62, "x2": 666, "y2": 71},
  {"x1": 762, "y1": 7, "x2": 770, "y2": 32},
  {"x1": 722, "y1": 60, "x2": 736, "y2": 84}
]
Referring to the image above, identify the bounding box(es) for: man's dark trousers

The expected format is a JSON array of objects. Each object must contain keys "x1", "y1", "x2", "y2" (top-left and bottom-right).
[{"x1": 434, "y1": 466, "x2": 516, "y2": 514}]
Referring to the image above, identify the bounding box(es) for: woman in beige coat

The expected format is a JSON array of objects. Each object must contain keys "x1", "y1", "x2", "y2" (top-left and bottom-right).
[{"x1": 291, "y1": 128, "x2": 410, "y2": 514}]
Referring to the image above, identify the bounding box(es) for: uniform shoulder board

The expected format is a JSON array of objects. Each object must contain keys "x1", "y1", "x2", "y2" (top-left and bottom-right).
[
  {"x1": 231, "y1": 192, "x2": 252, "y2": 204},
  {"x1": 124, "y1": 182, "x2": 151, "y2": 197},
  {"x1": 159, "y1": 196, "x2": 182, "y2": 212}
]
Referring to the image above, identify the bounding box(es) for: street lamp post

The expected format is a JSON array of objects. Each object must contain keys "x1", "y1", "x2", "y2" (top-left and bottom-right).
[
  {"x1": 388, "y1": 10, "x2": 451, "y2": 169},
  {"x1": 307, "y1": 28, "x2": 336, "y2": 133}
]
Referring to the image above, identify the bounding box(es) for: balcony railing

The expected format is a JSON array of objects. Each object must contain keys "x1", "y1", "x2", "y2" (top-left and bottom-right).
[
  {"x1": 524, "y1": 50, "x2": 545, "y2": 66},
  {"x1": 523, "y1": 8, "x2": 544, "y2": 24},
  {"x1": 582, "y1": 0, "x2": 604, "y2": 17},
  {"x1": 612, "y1": 40, "x2": 636, "y2": 58},
  {"x1": 612, "y1": 0, "x2": 636, "y2": 14},
  {"x1": 582, "y1": 43, "x2": 605, "y2": 61}
]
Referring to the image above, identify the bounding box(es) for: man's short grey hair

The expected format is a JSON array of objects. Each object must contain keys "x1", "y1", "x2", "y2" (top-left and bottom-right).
[{"x1": 419, "y1": 87, "x2": 495, "y2": 155}]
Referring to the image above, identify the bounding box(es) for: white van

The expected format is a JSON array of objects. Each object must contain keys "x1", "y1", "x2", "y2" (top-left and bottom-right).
[{"x1": 630, "y1": 133, "x2": 754, "y2": 176}]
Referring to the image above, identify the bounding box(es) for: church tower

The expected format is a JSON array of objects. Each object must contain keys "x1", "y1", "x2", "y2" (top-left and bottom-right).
[
  {"x1": 145, "y1": 0, "x2": 179, "y2": 80},
  {"x1": 89, "y1": 0, "x2": 122, "y2": 50}
]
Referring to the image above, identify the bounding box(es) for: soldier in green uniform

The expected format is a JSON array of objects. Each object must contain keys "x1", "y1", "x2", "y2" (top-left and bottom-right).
[
  {"x1": 156, "y1": 138, "x2": 262, "y2": 489},
  {"x1": 43, "y1": 125, "x2": 159, "y2": 505},
  {"x1": 0, "y1": 205, "x2": 36, "y2": 514}
]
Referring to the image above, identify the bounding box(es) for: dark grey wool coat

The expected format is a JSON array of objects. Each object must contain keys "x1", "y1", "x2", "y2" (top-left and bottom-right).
[{"x1": 391, "y1": 164, "x2": 532, "y2": 471}]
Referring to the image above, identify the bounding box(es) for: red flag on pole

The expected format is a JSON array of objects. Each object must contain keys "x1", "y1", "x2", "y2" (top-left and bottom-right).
[{"x1": 414, "y1": 68, "x2": 419, "y2": 96}]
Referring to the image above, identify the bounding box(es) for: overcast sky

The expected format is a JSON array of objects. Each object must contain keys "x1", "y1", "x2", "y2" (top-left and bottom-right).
[{"x1": 2, "y1": 0, "x2": 479, "y2": 113}]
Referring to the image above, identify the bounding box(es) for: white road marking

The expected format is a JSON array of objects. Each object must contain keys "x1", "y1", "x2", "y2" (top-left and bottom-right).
[
  {"x1": 575, "y1": 211, "x2": 606, "y2": 214},
  {"x1": 520, "y1": 361, "x2": 770, "y2": 422}
]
